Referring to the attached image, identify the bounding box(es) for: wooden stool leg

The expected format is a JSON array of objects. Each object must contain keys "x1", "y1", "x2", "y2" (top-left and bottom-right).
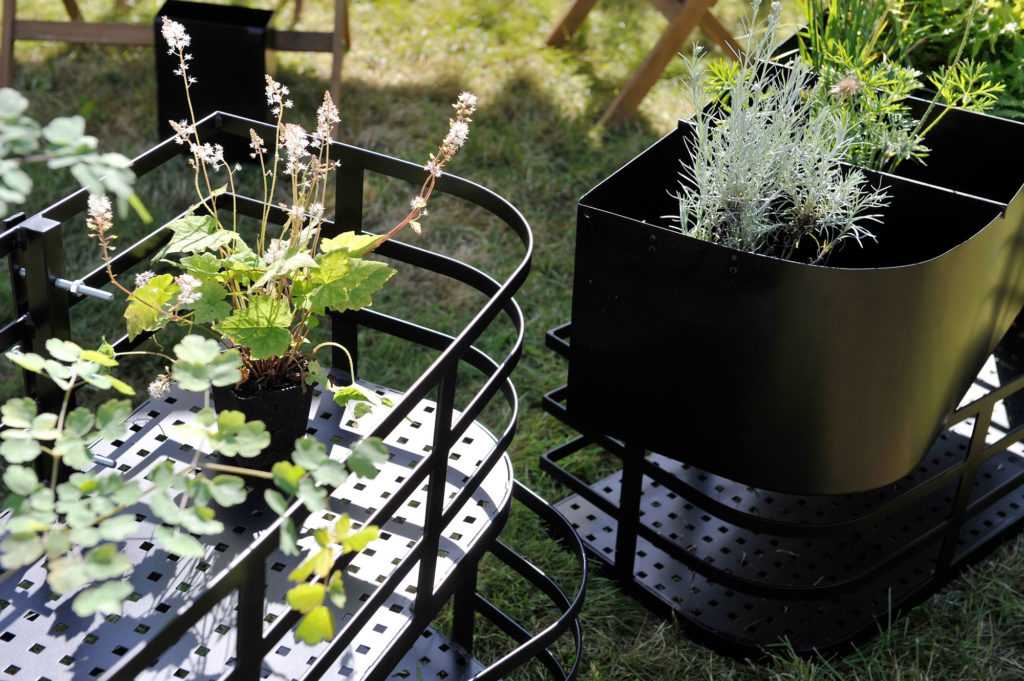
[
  {"x1": 329, "y1": 0, "x2": 347, "y2": 105},
  {"x1": 0, "y1": 0, "x2": 15, "y2": 88},
  {"x1": 598, "y1": 0, "x2": 712, "y2": 126},
  {"x1": 700, "y1": 12, "x2": 743, "y2": 59},
  {"x1": 546, "y1": 0, "x2": 599, "y2": 47},
  {"x1": 61, "y1": 0, "x2": 82, "y2": 22}
]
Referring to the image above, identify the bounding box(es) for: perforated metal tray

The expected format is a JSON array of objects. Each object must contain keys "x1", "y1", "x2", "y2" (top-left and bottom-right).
[
  {"x1": 545, "y1": 328, "x2": 1024, "y2": 655},
  {"x1": 0, "y1": 380, "x2": 511, "y2": 680}
]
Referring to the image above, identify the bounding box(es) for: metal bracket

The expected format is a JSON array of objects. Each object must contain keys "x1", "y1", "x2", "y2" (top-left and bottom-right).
[{"x1": 16, "y1": 266, "x2": 113, "y2": 301}]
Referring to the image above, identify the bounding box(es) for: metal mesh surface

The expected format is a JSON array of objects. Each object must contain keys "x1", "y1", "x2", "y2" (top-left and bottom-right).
[
  {"x1": 0, "y1": 380, "x2": 512, "y2": 680},
  {"x1": 554, "y1": 353, "x2": 1024, "y2": 652}
]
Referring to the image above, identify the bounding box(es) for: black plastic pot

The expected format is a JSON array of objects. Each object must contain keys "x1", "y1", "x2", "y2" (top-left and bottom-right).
[
  {"x1": 211, "y1": 379, "x2": 313, "y2": 470},
  {"x1": 567, "y1": 119, "x2": 1024, "y2": 495},
  {"x1": 155, "y1": 1, "x2": 272, "y2": 157}
]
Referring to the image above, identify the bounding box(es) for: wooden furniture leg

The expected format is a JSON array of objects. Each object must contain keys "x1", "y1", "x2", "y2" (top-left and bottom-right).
[
  {"x1": 0, "y1": 0, "x2": 14, "y2": 87},
  {"x1": 597, "y1": 0, "x2": 712, "y2": 126},
  {"x1": 61, "y1": 0, "x2": 82, "y2": 22},
  {"x1": 546, "y1": 0, "x2": 599, "y2": 47},
  {"x1": 649, "y1": 0, "x2": 742, "y2": 58},
  {"x1": 329, "y1": 0, "x2": 347, "y2": 105}
]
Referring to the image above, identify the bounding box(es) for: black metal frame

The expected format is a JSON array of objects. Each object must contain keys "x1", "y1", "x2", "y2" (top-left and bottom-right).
[
  {"x1": 0, "y1": 111, "x2": 586, "y2": 680},
  {"x1": 542, "y1": 320, "x2": 1024, "y2": 656}
]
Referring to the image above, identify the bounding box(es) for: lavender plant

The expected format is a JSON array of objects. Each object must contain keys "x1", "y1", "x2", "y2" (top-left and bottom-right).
[{"x1": 672, "y1": 2, "x2": 890, "y2": 264}]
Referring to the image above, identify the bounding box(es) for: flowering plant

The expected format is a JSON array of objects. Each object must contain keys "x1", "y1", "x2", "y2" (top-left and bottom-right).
[{"x1": 92, "y1": 18, "x2": 477, "y2": 410}]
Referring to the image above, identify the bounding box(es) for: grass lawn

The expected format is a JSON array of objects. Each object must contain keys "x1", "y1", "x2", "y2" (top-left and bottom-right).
[{"x1": 3, "y1": 1, "x2": 1024, "y2": 679}]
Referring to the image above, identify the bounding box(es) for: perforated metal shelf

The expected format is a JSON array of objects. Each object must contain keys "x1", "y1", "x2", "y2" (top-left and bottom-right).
[
  {"x1": 548, "y1": 348, "x2": 1024, "y2": 654},
  {"x1": 0, "y1": 380, "x2": 512, "y2": 681}
]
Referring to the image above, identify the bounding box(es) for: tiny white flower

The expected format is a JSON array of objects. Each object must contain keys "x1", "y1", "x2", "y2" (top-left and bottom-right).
[
  {"x1": 410, "y1": 220, "x2": 423, "y2": 235},
  {"x1": 161, "y1": 17, "x2": 191, "y2": 53},
  {"x1": 410, "y1": 196, "x2": 428, "y2": 210},
  {"x1": 174, "y1": 274, "x2": 202, "y2": 305},
  {"x1": 424, "y1": 159, "x2": 443, "y2": 178},
  {"x1": 135, "y1": 270, "x2": 156, "y2": 288},
  {"x1": 148, "y1": 373, "x2": 172, "y2": 400},
  {"x1": 264, "y1": 238, "x2": 288, "y2": 263},
  {"x1": 444, "y1": 120, "x2": 470, "y2": 149}
]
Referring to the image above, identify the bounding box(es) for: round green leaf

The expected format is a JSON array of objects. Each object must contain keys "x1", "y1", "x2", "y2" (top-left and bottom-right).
[
  {"x1": 264, "y1": 488, "x2": 289, "y2": 515},
  {"x1": 3, "y1": 465, "x2": 39, "y2": 495},
  {"x1": 286, "y1": 582, "x2": 325, "y2": 614},
  {"x1": 98, "y1": 515, "x2": 139, "y2": 541},
  {"x1": 1, "y1": 397, "x2": 36, "y2": 428},
  {"x1": 291, "y1": 437, "x2": 327, "y2": 470},
  {"x1": 295, "y1": 605, "x2": 334, "y2": 645},
  {"x1": 71, "y1": 581, "x2": 132, "y2": 617},
  {"x1": 209, "y1": 475, "x2": 247, "y2": 507},
  {"x1": 153, "y1": 526, "x2": 204, "y2": 558},
  {"x1": 0, "y1": 438, "x2": 41, "y2": 464}
]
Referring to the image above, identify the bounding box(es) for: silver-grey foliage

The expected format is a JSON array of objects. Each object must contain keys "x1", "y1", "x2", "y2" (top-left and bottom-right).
[{"x1": 671, "y1": 1, "x2": 891, "y2": 265}]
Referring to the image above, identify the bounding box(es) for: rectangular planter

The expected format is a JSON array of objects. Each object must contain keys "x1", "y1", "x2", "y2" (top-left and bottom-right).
[
  {"x1": 567, "y1": 118, "x2": 1024, "y2": 495},
  {"x1": 155, "y1": 1, "x2": 272, "y2": 156}
]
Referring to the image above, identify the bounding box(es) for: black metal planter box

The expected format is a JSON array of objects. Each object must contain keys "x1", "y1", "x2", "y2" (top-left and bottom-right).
[
  {"x1": 541, "y1": 103, "x2": 1024, "y2": 656},
  {"x1": 568, "y1": 119, "x2": 1024, "y2": 496},
  {"x1": 0, "y1": 113, "x2": 586, "y2": 680}
]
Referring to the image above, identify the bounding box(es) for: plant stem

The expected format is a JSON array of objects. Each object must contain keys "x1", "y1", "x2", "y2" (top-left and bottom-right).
[{"x1": 203, "y1": 462, "x2": 274, "y2": 480}]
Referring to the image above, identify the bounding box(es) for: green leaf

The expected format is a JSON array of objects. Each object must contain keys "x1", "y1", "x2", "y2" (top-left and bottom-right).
[
  {"x1": 178, "y1": 253, "x2": 223, "y2": 277},
  {"x1": 264, "y1": 488, "x2": 289, "y2": 515},
  {"x1": 272, "y1": 461, "x2": 306, "y2": 495},
  {"x1": 84, "y1": 543, "x2": 131, "y2": 580},
  {"x1": 0, "y1": 534, "x2": 43, "y2": 569},
  {"x1": 319, "y1": 232, "x2": 380, "y2": 257},
  {"x1": 29, "y1": 488, "x2": 54, "y2": 513},
  {"x1": 6, "y1": 516, "x2": 48, "y2": 534},
  {"x1": 286, "y1": 582, "x2": 325, "y2": 614},
  {"x1": 108, "y1": 377, "x2": 136, "y2": 396},
  {"x1": 0, "y1": 438, "x2": 41, "y2": 464},
  {"x1": 211, "y1": 410, "x2": 270, "y2": 458},
  {"x1": 111, "y1": 481, "x2": 144, "y2": 507},
  {"x1": 332, "y1": 385, "x2": 371, "y2": 408},
  {"x1": 217, "y1": 296, "x2": 293, "y2": 360},
  {"x1": 279, "y1": 517, "x2": 299, "y2": 556},
  {"x1": 47, "y1": 554, "x2": 89, "y2": 593},
  {"x1": 154, "y1": 526, "x2": 204, "y2": 557},
  {"x1": 54, "y1": 435, "x2": 92, "y2": 471},
  {"x1": 179, "y1": 505, "x2": 223, "y2": 535},
  {"x1": 125, "y1": 273, "x2": 178, "y2": 339},
  {"x1": 95, "y1": 399, "x2": 131, "y2": 441},
  {"x1": 353, "y1": 403, "x2": 373, "y2": 419},
  {"x1": 4, "y1": 350, "x2": 45, "y2": 374},
  {"x1": 311, "y1": 460, "x2": 348, "y2": 488},
  {"x1": 64, "y1": 407, "x2": 95, "y2": 437},
  {"x1": 297, "y1": 477, "x2": 327, "y2": 512},
  {"x1": 347, "y1": 438, "x2": 388, "y2": 479},
  {"x1": 42, "y1": 115, "x2": 85, "y2": 145},
  {"x1": 44, "y1": 528, "x2": 71, "y2": 558},
  {"x1": 341, "y1": 525, "x2": 379, "y2": 554},
  {"x1": 298, "y1": 253, "x2": 396, "y2": 315},
  {"x1": 72, "y1": 581, "x2": 132, "y2": 617},
  {"x1": 29, "y1": 412, "x2": 60, "y2": 440},
  {"x1": 191, "y1": 280, "x2": 232, "y2": 324},
  {"x1": 0, "y1": 88, "x2": 29, "y2": 118},
  {"x1": 253, "y1": 251, "x2": 319, "y2": 289},
  {"x1": 209, "y1": 475, "x2": 247, "y2": 507},
  {"x1": 295, "y1": 605, "x2": 334, "y2": 645},
  {"x1": 155, "y1": 214, "x2": 243, "y2": 259},
  {"x1": 79, "y1": 349, "x2": 118, "y2": 367},
  {"x1": 69, "y1": 526, "x2": 101, "y2": 548},
  {"x1": 172, "y1": 336, "x2": 242, "y2": 391},
  {"x1": 288, "y1": 547, "x2": 333, "y2": 583},
  {"x1": 305, "y1": 359, "x2": 328, "y2": 387},
  {"x1": 3, "y1": 465, "x2": 39, "y2": 495},
  {"x1": 98, "y1": 515, "x2": 139, "y2": 541},
  {"x1": 45, "y1": 338, "x2": 81, "y2": 362},
  {"x1": 148, "y1": 490, "x2": 182, "y2": 525},
  {"x1": 291, "y1": 437, "x2": 327, "y2": 469},
  {"x1": 326, "y1": 570, "x2": 346, "y2": 608},
  {"x1": 1, "y1": 397, "x2": 36, "y2": 428}
]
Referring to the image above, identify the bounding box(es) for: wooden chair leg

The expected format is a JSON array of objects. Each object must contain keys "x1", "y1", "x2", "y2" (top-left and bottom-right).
[
  {"x1": 61, "y1": 0, "x2": 82, "y2": 22},
  {"x1": 649, "y1": 0, "x2": 742, "y2": 59},
  {"x1": 546, "y1": 0, "x2": 599, "y2": 47},
  {"x1": 0, "y1": 0, "x2": 15, "y2": 87},
  {"x1": 598, "y1": 0, "x2": 712, "y2": 126},
  {"x1": 700, "y1": 12, "x2": 742, "y2": 59},
  {"x1": 329, "y1": 0, "x2": 347, "y2": 105}
]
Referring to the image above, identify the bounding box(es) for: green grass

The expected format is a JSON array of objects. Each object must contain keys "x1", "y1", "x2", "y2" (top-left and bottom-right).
[{"x1": 3, "y1": 1, "x2": 1024, "y2": 679}]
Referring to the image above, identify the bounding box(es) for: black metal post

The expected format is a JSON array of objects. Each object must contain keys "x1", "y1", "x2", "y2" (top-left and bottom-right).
[
  {"x1": 451, "y1": 556, "x2": 478, "y2": 654},
  {"x1": 413, "y1": 367, "x2": 457, "y2": 626},
  {"x1": 937, "y1": 406, "x2": 994, "y2": 572},
  {"x1": 232, "y1": 555, "x2": 267, "y2": 681},
  {"x1": 329, "y1": 157, "x2": 364, "y2": 381},
  {"x1": 614, "y1": 445, "x2": 643, "y2": 583}
]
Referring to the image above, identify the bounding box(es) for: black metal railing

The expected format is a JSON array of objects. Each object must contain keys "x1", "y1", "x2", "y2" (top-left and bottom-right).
[{"x1": 0, "y1": 111, "x2": 585, "y2": 681}]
